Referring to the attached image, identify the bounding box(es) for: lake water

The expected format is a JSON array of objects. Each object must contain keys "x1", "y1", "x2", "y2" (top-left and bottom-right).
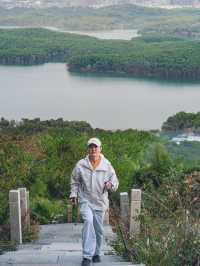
[{"x1": 1, "y1": 63, "x2": 200, "y2": 130}]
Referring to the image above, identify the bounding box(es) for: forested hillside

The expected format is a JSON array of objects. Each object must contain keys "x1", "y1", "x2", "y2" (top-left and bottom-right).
[
  {"x1": 1, "y1": 28, "x2": 200, "y2": 80},
  {"x1": 0, "y1": 4, "x2": 200, "y2": 38},
  {"x1": 162, "y1": 111, "x2": 200, "y2": 133}
]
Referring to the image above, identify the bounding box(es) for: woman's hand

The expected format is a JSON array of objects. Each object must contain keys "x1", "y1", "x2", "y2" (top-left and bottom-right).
[
  {"x1": 69, "y1": 197, "x2": 78, "y2": 205},
  {"x1": 103, "y1": 181, "x2": 113, "y2": 193}
]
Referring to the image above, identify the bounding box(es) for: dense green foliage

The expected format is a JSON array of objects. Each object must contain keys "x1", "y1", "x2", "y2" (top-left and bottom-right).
[
  {"x1": 1, "y1": 28, "x2": 200, "y2": 80},
  {"x1": 0, "y1": 117, "x2": 157, "y2": 225},
  {"x1": 167, "y1": 141, "x2": 200, "y2": 168},
  {"x1": 113, "y1": 144, "x2": 200, "y2": 266},
  {"x1": 1, "y1": 117, "x2": 200, "y2": 263},
  {"x1": 68, "y1": 38, "x2": 200, "y2": 80},
  {"x1": 162, "y1": 111, "x2": 200, "y2": 132},
  {"x1": 140, "y1": 8, "x2": 200, "y2": 39}
]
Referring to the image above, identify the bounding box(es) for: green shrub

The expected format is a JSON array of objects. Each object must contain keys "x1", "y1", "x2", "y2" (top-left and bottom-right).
[
  {"x1": 113, "y1": 172, "x2": 200, "y2": 266},
  {"x1": 22, "y1": 222, "x2": 40, "y2": 243},
  {"x1": 31, "y1": 198, "x2": 67, "y2": 224}
]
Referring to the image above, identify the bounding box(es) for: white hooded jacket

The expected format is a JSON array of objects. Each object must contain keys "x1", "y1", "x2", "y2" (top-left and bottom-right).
[{"x1": 70, "y1": 154, "x2": 119, "y2": 211}]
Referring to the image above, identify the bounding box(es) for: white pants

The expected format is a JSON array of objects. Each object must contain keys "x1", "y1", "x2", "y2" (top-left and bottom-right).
[{"x1": 80, "y1": 202, "x2": 104, "y2": 260}]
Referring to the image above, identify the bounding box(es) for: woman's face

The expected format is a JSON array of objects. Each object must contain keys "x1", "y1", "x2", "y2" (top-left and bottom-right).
[{"x1": 88, "y1": 144, "x2": 101, "y2": 159}]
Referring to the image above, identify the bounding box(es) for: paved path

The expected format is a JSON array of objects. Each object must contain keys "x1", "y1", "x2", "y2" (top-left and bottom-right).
[{"x1": 0, "y1": 223, "x2": 144, "y2": 266}]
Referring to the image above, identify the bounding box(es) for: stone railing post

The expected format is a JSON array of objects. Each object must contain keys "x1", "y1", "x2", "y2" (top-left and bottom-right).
[
  {"x1": 9, "y1": 190, "x2": 22, "y2": 244},
  {"x1": 104, "y1": 204, "x2": 109, "y2": 225},
  {"x1": 76, "y1": 206, "x2": 81, "y2": 223},
  {"x1": 129, "y1": 189, "x2": 141, "y2": 236},
  {"x1": 18, "y1": 188, "x2": 30, "y2": 230},
  {"x1": 120, "y1": 192, "x2": 129, "y2": 226},
  {"x1": 26, "y1": 190, "x2": 31, "y2": 230},
  {"x1": 67, "y1": 203, "x2": 73, "y2": 223}
]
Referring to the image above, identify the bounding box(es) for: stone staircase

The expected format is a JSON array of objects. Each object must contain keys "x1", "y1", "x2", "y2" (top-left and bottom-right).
[{"x1": 0, "y1": 223, "x2": 144, "y2": 266}]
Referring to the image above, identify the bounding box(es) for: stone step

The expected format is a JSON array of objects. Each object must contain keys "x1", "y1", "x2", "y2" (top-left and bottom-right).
[
  {"x1": 0, "y1": 253, "x2": 143, "y2": 266},
  {"x1": 0, "y1": 223, "x2": 145, "y2": 266},
  {"x1": 99, "y1": 264, "x2": 144, "y2": 266},
  {"x1": 97, "y1": 262, "x2": 145, "y2": 265},
  {"x1": 36, "y1": 224, "x2": 115, "y2": 244},
  {"x1": 17, "y1": 244, "x2": 113, "y2": 253},
  {"x1": 0, "y1": 253, "x2": 130, "y2": 264},
  {"x1": 0, "y1": 264, "x2": 144, "y2": 266},
  {"x1": 0, "y1": 251, "x2": 143, "y2": 265}
]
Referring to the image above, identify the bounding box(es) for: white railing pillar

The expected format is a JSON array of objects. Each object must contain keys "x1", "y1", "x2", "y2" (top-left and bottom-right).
[
  {"x1": 120, "y1": 192, "x2": 129, "y2": 225},
  {"x1": 129, "y1": 189, "x2": 141, "y2": 236},
  {"x1": 9, "y1": 190, "x2": 22, "y2": 244},
  {"x1": 26, "y1": 190, "x2": 31, "y2": 230},
  {"x1": 18, "y1": 188, "x2": 30, "y2": 230}
]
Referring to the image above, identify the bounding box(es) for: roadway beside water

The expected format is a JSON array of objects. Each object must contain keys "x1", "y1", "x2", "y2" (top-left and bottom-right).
[{"x1": 0, "y1": 26, "x2": 139, "y2": 40}]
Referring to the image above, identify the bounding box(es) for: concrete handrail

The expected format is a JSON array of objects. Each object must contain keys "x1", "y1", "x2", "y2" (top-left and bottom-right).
[{"x1": 9, "y1": 187, "x2": 141, "y2": 244}]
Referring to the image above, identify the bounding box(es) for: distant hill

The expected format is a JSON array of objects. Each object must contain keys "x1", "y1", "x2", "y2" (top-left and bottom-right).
[
  {"x1": 0, "y1": 0, "x2": 200, "y2": 9},
  {"x1": 1, "y1": 3, "x2": 200, "y2": 39}
]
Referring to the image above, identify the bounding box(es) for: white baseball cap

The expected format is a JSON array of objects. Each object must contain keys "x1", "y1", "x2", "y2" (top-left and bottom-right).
[{"x1": 87, "y1": 137, "x2": 102, "y2": 147}]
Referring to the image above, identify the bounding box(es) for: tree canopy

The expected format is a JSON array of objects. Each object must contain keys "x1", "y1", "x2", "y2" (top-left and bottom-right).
[{"x1": 1, "y1": 28, "x2": 200, "y2": 80}]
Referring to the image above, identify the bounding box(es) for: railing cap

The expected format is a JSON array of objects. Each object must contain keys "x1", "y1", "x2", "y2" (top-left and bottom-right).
[
  {"x1": 120, "y1": 192, "x2": 128, "y2": 196},
  {"x1": 9, "y1": 190, "x2": 20, "y2": 202},
  {"x1": 18, "y1": 188, "x2": 27, "y2": 197}
]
